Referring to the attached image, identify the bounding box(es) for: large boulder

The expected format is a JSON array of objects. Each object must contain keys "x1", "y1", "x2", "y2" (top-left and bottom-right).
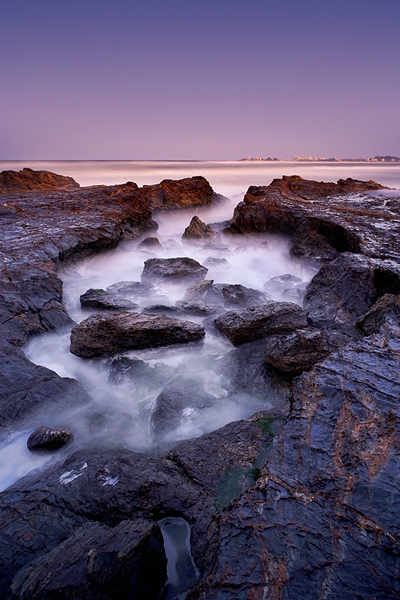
[
  {"x1": 141, "y1": 257, "x2": 208, "y2": 284},
  {"x1": 213, "y1": 302, "x2": 308, "y2": 345},
  {"x1": 70, "y1": 312, "x2": 205, "y2": 358},
  {"x1": 137, "y1": 176, "x2": 216, "y2": 209}
]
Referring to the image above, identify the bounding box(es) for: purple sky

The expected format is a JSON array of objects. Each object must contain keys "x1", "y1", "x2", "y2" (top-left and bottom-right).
[{"x1": 1, "y1": 0, "x2": 399, "y2": 160}]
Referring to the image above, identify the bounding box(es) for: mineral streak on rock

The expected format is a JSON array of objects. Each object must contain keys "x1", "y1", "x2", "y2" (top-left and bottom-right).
[{"x1": 70, "y1": 311, "x2": 205, "y2": 358}]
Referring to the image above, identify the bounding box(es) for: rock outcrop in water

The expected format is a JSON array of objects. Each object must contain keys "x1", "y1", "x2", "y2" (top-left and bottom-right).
[{"x1": 1, "y1": 171, "x2": 400, "y2": 599}]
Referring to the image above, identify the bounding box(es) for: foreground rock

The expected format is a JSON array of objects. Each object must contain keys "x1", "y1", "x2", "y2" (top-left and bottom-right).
[
  {"x1": 0, "y1": 415, "x2": 276, "y2": 598},
  {"x1": 224, "y1": 175, "x2": 399, "y2": 262},
  {"x1": 27, "y1": 425, "x2": 74, "y2": 452},
  {"x1": 141, "y1": 257, "x2": 208, "y2": 284},
  {"x1": 213, "y1": 302, "x2": 308, "y2": 345},
  {"x1": 70, "y1": 312, "x2": 205, "y2": 358}
]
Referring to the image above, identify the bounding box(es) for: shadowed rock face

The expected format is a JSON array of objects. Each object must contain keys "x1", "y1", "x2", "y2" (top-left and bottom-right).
[{"x1": 224, "y1": 175, "x2": 399, "y2": 262}]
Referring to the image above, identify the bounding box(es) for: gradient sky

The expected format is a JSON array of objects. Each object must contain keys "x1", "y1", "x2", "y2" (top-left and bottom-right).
[{"x1": 1, "y1": 0, "x2": 399, "y2": 160}]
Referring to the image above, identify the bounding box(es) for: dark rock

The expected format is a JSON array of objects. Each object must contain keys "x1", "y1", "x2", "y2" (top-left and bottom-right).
[
  {"x1": 151, "y1": 379, "x2": 215, "y2": 441},
  {"x1": 182, "y1": 280, "x2": 215, "y2": 301},
  {"x1": 0, "y1": 168, "x2": 80, "y2": 193},
  {"x1": 136, "y1": 236, "x2": 163, "y2": 250},
  {"x1": 141, "y1": 304, "x2": 181, "y2": 315},
  {"x1": 80, "y1": 288, "x2": 139, "y2": 311},
  {"x1": 27, "y1": 425, "x2": 74, "y2": 452},
  {"x1": 0, "y1": 349, "x2": 91, "y2": 430},
  {"x1": 207, "y1": 283, "x2": 268, "y2": 308},
  {"x1": 357, "y1": 293, "x2": 400, "y2": 335},
  {"x1": 224, "y1": 175, "x2": 399, "y2": 262},
  {"x1": 304, "y1": 253, "x2": 400, "y2": 335},
  {"x1": 182, "y1": 216, "x2": 216, "y2": 240},
  {"x1": 141, "y1": 257, "x2": 208, "y2": 284},
  {"x1": 264, "y1": 327, "x2": 331, "y2": 375},
  {"x1": 213, "y1": 302, "x2": 309, "y2": 345},
  {"x1": 70, "y1": 312, "x2": 205, "y2": 358},
  {"x1": 7, "y1": 519, "x2": 167, "y2": 600},
  {"x1": 175, "y1": 300, "x2": 219, "y2": 316}
]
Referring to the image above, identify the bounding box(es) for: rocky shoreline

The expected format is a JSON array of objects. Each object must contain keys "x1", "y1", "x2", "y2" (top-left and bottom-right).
[{"x1": 1, "y1": 170, "x2": 400, "y2": 599}]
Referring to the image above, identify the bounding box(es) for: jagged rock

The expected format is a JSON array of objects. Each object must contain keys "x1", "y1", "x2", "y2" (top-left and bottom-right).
[
  {"x1": 27, "y1": 425, "x2": 74, "y2": 452},
  {"x1": 203, "y1": 257, "x2": 231, "y2": 269},
  {"x1": 7, "y1": 519, "x2": 167, "y2": 600},
  {"x1": 0, "y1": 168, "x2": 80, "y2": 193},
  {"x1": 182, "y1": 216, "x2": 216, "y2": 240},
  {"x1": 264, "y1": 327, "x2": 331, "y2": 375},
  {"x1": 263, "y1": 273, "x2": 302, "y2": 296},
  {"x1": 224, "y1": 175, "x2": 399, "y2": 262},
  {"x1": 106, "y1": 280, "x2": 165, "y2": 301},
  {"x1": 136, "y1": 176, "x2": 217, "y2": 209},
  {"x1": 304, "y1": 253, "x2": 400, "y2": 335},
  {"x1": 136, "y1": 236, "x2": 163, "y2": 251},
  {"x1": 151, "y1": 379, "x2": 215, "y2": 441},
  {"x1": 70, "y1": 312, "x2": 205, "y2": 358},
  {"x1": 357, "y1": 293, "x2": 400, "y2": 335},
  {"x1": 80, "y1": 288, "x2": 139, "y2": 311},
  {"x1": 213, "y1": 302, "x2": 308, "y2": 345},
  {"x1": 175, "y1": 300, "x2": 219, "y2": 316},
  {"x1": 141, "y1": 257, "x2": 208, "y2": 284}
]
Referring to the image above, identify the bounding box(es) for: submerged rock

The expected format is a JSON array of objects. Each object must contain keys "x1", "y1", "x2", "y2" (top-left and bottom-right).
[
  {"x1": 70, "y1": 312, "x2": 205, "y2": 358},
  {"x1": 27, "y1": 425, "x2": 74, "y2": 452},
  {"x1": 183, "y1": 280, "x2": 267, "y2": 309},
  {"x1": 80, "y1": 288, "x2": 139, "y2": 311},
  {"x1": 213, "y1": 302, "x2": 308, "y2": 345},
  {"x1": 141, "y1": 257, "x2": 208, "y2": 285},
  {"x1": 136, "y1": 236, "x2": 163, "y2": 251}
]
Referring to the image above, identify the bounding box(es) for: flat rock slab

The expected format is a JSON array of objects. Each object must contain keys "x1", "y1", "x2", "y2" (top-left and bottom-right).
[
  {"x1": 141, "y1": 257, "x2": 208, "y2": 284},
  {"x1": 70, "y1": 312, "x2": 205, "y2": 358},
  {"x1": 213, "y1": 302, "x2": 308, "y2": 345}
]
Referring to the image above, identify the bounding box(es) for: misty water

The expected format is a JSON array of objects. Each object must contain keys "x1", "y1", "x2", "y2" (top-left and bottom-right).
[{"x1": 0, "y1": 161, "x2": 399, "y2": 492}]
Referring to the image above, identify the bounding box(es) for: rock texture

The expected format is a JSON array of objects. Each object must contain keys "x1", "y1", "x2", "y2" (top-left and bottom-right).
[
  {"x1": 182, "y1": 215, "x2": 216, "y2": 240},
  {"x1": 0, "y1": 168, "x2": 80, "y2": 193},
  {"x1": 213, "y1": 302, "x2": 309, "y2": 345},
  {"x1": 224, "y1": 175, "x2": 399, "y2": 262},
  {"x1": 141, "y1": 257, "x2": 208, "y2": 284},
  {"x1": 27, "y1": 425, "x2": 74, "y2": 452},
  {"x1": 70, "y1": 312, "x2": 205, "y2": 358}
]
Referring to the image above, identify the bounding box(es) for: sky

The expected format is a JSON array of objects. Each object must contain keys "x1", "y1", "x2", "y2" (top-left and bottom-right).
[{"x1": 1, "y1": 0, "x2": 399, "y2": 160}]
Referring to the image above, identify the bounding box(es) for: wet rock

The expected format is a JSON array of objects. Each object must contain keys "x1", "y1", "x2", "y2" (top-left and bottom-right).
[
  {"x1": 213, "y1": 302, "x2": 308, "y2": 346},
  {"x1": 175, "y1": 300, "x2": 219, "y2": 316},
  {"x1": 208, "y1": 283, "x2": 268, "y2": 308},
  {"x1": 151, "y1": 379, "x2": 215, "y2": 441},
  {"x1": 203, "y1": 256, "x2": 231, "y2": 269},
  {"x1": 304, "y1": 253, "x2": 400, "y2": 335},
  {"x1": 106, "y1": 280, "x2": 165, "y2": 301},
  {"x1": 141, "y1": 257, "x2": 208, "y2": 285},
  {"x1": 7, "y1": 519, "x2": 167, "y2": 600},
  {"x1": 263, "y1": 273, "x2": 302, "y2": 296},
  {"x1": 224, "y1": 175, "x2": 399, "y2": 262},
  {"x1": 141, "y1": 304, "x2": 181, "y2": 315},
  {"x1": 0, "y1": 168, "x2": 80, "y2": 193},
  {"x1": 70, "y1": 312, "x2": 205, "y2": 358},
  {"x1": 136, "y1": 236, "x2": 163, "y2": 251},
  {"x1": 264, "y1": 327, "x2": 331, "y2": 375},
  {"x1": 0, "y1": 349, "x2": 91, "y2": 430},
  {"x1": 27, "y1": 425, "x2": 74, "y2": 452},
  {"x1": 356, "y1": 293, "x2": 400, "y2": 335},
  {"x1": 108, "y1": 356, "x2": 174, "y2": 388},
  {"x1": 182, "y1": 216, "x2": 216, "y2": 240},
  {"x1": 80, "y1": 288, "x2": 139, "y2": 311},
  {"x1": 182, "y1": 280, "x2": 215, "y2": 301}
]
